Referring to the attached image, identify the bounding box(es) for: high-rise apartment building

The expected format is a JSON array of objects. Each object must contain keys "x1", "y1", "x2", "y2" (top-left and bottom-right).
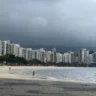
[
  {"x1": 0, "y1": 40, "x2": 10, "y2": 56},
  {"x1": 56, "y1": 53, "x2": 63, "y2": 63},
  {"x1": 35, "y1": 50, "x2": 41, "y2": 61},
  {"x1": 92, "y1": 52, "x2": 96, "y2": 63},
  {"x1": 6, "y1": 41, "x2": 11, "y2": 55},
  {"x1": 10, "y1": 43, "x2": 20, "y2": 56},
  {"x1": 79, "y1": 49, "x2": 89, "y2": 64},
  {"x1": 18, "y1": 47, "x2": 23, "y2": 57},
  {"x1": 51, "y1": 48, "x2": 57, "y2": 63},
  {"x1": 32, "y1": 50, "x2": 36, "y2": 59},
  {"x1": 63, "y1": 52, "x2": 74, "y2": 64},
  {"x1": 46, "y1": 51, "x2": 51, "y2": 63},
  {"x1": 27, "y1": 48, "x2": 33, "y2": 60},
  {"x1": 22, "y1": 48, "x2": 32, "y2": 60},
  {"x1": 87, "y1": 54, "x2": 93, "y2": 64}
]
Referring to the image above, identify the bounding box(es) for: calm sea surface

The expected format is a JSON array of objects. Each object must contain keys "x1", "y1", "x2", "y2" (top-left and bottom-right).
[{"x1": 1, "y1": 68, "x2": 96, "y2": 83}]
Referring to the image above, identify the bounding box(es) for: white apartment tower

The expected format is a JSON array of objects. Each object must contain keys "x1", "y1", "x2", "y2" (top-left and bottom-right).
[
  {"x1": 0, "y1": 40, "x2": 2, "y2": 56},
  {"x1": 63, "y1": 52, "x2": 74, "y2": 63},
  {"x1": 46, "y1": 51, "x2": 51, "y2": 62},
  {"x1": 10, "y1": 43, "x2": 20, "y2": 56},
  {"x1": 87, "y1": 54, "x2": 93, "y2": 64},
  {"x1": 80, "y1": 49, "x2": 89, "y2": 64},
  {"x1": 32, "y1": 50, "x2": 36, "y2": 59},
  {"x1": 63, "y1": 53, "x2": 69, "y2": 63},
  {"x1": 0, "y1": 40, "x2": 10, "y2": 56},
  {"x1": 27, "y1": 48, "x2": 33, "y2": 60},
  {"x1": 56, "y1": 53, "x2": 63, "y2": 63},
  {"x1": 18, "y1": 47, "x2": 23, "y2": 57},
  {"x1": 6, "y1": 40, "x2": 11, "y2": 55},
  {"x1": 68, "y1": 51, "x2": 74, "y2": 64}
]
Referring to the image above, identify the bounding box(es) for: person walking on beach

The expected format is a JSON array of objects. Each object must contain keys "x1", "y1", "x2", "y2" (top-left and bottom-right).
[
  {"x1": 9, "y1": 67, "x2": 11, "y2": 70},
  {"x1": 33, "y1": 70, "x2": 35, "y2": 80}
]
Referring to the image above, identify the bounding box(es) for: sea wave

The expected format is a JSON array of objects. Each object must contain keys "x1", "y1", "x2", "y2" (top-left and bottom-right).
[{"x1": 46, "y1": 76, "x2": 57, "y2": 81}]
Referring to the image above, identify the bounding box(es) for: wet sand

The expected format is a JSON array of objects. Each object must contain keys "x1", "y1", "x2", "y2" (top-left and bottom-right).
[{"x1": 0, "y1": 79, "x2": 96, "y2": 96}]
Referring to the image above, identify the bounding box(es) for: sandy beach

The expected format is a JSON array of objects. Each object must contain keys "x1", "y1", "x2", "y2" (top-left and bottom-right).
[
  {"x1": 0, "y1": 78, "x2": 96, "y2": 96},
  {"x1": 0, "y1": 66, "x2": 96, "y2": 96},
  {"x1": 0, "y1": 66, "x2": 77, "y2": 70}
]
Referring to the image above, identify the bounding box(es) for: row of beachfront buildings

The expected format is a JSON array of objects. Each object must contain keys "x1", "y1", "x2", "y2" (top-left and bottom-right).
[{"x1": 0, "y1": 40, "x2": 96, "y2": 64}]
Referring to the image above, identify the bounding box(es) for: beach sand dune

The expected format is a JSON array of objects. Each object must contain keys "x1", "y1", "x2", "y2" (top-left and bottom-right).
[{"x1": 0, "y1": 79, "x2": 96, "y2": 96}]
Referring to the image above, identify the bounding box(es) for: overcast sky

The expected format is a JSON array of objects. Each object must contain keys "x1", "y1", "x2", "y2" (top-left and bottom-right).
[{"x1": 0, "y1": 0, "x2": 96, "y2": 47}]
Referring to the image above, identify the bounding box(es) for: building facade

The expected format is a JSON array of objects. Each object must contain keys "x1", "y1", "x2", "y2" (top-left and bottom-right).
[
  {"x1": 10, "y1": 43, "x2": 20, "y2": 56},
  {"x1": 79, "y1": 49, "x2": 89, "y2": 64}
]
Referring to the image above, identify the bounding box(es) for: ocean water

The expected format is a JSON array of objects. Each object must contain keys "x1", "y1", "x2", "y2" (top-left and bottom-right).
[{"x1": 1, "y1": 68, "x2": 96, "y2": 83}]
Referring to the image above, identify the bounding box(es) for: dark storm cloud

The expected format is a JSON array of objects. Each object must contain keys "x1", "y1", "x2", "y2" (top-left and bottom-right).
[{"x1": 0, "y1": 0, "x2": 96, "y2": 47}]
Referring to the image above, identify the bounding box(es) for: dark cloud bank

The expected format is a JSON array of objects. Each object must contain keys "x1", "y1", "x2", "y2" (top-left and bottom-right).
[{"x1": 0, "y1": 0, "x2": 96, "y2": 51}]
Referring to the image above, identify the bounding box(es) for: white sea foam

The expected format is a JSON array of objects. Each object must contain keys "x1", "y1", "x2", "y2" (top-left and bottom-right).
[{"x1": 46, "y1": 76, "x2": 57, "y2": 81}]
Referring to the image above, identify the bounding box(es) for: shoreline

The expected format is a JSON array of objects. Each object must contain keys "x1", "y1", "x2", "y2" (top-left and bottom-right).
[
  {"x1": 0, "y1": 72, "x2": 95, "y2": 85},
  {"x1": 0, "y1": 66, "x2": 77, "y2": 83},
  {"x1": 0, "y1": 66, "x2": 96, "y2": 85},
  {"x1": 0, "y1": 65, "x2": 92, "y2": 70}
]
